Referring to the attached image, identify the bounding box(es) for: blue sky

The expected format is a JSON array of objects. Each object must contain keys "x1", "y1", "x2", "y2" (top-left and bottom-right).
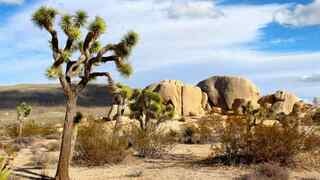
[{"x1": 0, "y1": 0, "x2": 320, "y2": 100}]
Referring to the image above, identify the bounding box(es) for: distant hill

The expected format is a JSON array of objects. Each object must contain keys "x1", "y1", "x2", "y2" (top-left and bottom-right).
[{"x1": 0, "y1": 84, "x2": 113, "y2": 109}]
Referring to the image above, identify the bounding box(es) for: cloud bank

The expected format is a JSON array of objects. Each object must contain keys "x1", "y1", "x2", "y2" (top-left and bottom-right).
[
  {"x1": 274, "y1": 0, "x2": 320, "y2": 26},
  {"x1": 0, "y1": 0, "x2": 23, "y2": 5}
]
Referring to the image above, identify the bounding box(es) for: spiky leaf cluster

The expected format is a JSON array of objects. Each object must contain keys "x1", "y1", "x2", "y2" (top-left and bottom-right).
[
  {"x1": 89, "y1": 16, "x2": 107, "y2": 33},
  {"x1": 0, "y1": 157, "x2": 11, "y2": 180},
  {"x1": 16, "y1": 102, "x2": 32, "y2": 118},
  {"x1": 114, "y1": 31, "x2": 139, "y2": 59},
  {"x1": 89, "y1": 41, "x2": 102, "y2": 54},
  {"x1": 32, "y1": 6, "x2": 58, "y2": 30},
  {"x1": 129, "y1": 89, "x2": 175, "y2": 122},
  {"x1": 46, "y1": 67, "x2": 62, "y2": 79},
  {"x1": 116, "y1": 83, "x2": 133, "y2": 99},
  {"x1": 116, "y1": 61, "x2": 133, "y2": 78},
  {"x1": 60, "y1": 11, "x2": 88, "y2": 40}
]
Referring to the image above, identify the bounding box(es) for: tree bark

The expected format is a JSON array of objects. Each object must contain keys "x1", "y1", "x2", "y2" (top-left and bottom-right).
[{"x1": 55, "y1": 93, "x2": 77, "y2": 180}]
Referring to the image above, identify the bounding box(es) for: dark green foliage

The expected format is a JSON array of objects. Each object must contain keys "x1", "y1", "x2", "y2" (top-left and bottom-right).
[{"x1": 129, "y1": 89, "x2": 175, "y2": 131}]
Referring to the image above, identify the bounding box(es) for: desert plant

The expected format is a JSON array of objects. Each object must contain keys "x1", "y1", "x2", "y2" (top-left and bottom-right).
[
  {"x1": 73, "y1": 120, "x2": 129, "y2": 165},
  {"x1": 16, "y1": 102, "x2": 32, "y2": 140},
  {"x1": 215, "y1": 105, "x2": 320, "y2": 165},
  {"x1": 129, "y1": 124, "x2": 174, "y2": 158},
  {"x1": 129, "y1": 89, "x2": 174, "y2": 132},
  {"x1": 0, "y1": 157, "x2": 10, "y2": 180},
  {"x1": 32, "y1": 6, "x2": 138, "y2": 180}
]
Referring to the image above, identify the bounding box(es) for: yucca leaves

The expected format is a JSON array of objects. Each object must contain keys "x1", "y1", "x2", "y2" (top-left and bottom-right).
[
  {"x1": 75, "y1": 10, "x2": 88, "y2": 27},
  {"x1": 0, "y1": 157, "x2": 10, "y2": 180},
  {"x1": 89, "y1": 16, "x2": 107, "y2": 33},
  {"x1": 32, "y1": 6, "x2": 139, "y2": 87},
  {"x1": 32, "y1": 6, "x2": 58, "y2": 30}
]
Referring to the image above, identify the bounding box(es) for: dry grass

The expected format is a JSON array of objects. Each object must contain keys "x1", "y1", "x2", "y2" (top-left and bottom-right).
[
  {"x1": 73, "y1": 120, "x2": 129, "y2": 166},
  {"x1": 239, "y1": 163, "x2": 289, "y2": 180}
]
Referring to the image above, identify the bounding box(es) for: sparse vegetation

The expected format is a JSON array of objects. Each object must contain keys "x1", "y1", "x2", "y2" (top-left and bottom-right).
[
  {"x1": 240, "y1": 163, "x2": 289, "y2": 180},
  {"x1": 32, "y1": 5, "x2": 139, "y2": 179},
  {"x1": 129, "y1": 124, "x2": 174, "y2": 158},
  {"x1": 16, "y1": 102, "x2": 32, "y2": 140},
  {"x1": 74, "y1": 120, "x2": 129, "y2": 166},
  {"x1": 212, "y1": 104, "x2": 320, "y2": 165},
  {"x1": 0, "y1": 157, "x2": 10, "y2": 180}
]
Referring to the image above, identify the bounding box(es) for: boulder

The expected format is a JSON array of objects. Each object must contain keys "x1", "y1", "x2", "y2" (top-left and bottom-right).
[
  {"x1": 197, "y1": 76, "x2": 261, "y2": 110},
  {"x1": 182, "y1": 85, "x2": 205, "y2": 116},
  {"x1": 259, "y1": 90, "x2": 300, "y2": 115},
  {"x1": 147, "y1": 80, "x2": 207, "y2": 117}
]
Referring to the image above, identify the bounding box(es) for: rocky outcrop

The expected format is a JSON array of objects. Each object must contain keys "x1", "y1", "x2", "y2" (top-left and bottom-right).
[
  {"x1": 197, "y1": 76, "x2": 261, "y2": 111},
  {"x1": 146, "y1": 80, "x2": 207, "y2": 117},
  {"x1": 258, "y1": 90, "x2": 300, "y2": 115}
]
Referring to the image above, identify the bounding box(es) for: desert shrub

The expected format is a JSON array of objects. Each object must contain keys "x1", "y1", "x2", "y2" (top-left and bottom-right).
[
  {"x1": 198, "y1": 115, "x2": 224, "y2": 144},
  {"x1": 312, "y1": 108, "x2": 320, "y2": 125},
  {"x1": 240, "y1": 163, "x2": 289, "y2": 180},
  {"x1": 130, "y1": 124, "x2": 174, "y2": 158},
  {"x1": 46, "y1": 141, "x2": 60, "y2": 152},
  {"x1": 4, "y1": 120, "x2": 58, "y2": 138},
  {"x1": 181, "y1": 123, "x2": 199, "y2": 144},
  {"x1": 30, "y1": 151, "x2": 57, "y2": 167},
  {"x1": 216, "y1": 111, "x2": 320, "y2": 165},
  {"x1": 74, "y1": 120, "x2": 129, "y2": 166}
]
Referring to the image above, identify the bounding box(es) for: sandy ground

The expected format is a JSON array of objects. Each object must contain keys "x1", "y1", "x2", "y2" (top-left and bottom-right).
[{"x1": 8, "y1": 141, "x2": 320, "y2": 180}]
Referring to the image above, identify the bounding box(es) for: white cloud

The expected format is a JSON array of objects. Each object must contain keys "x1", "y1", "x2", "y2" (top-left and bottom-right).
[
  {"x1": 274, "y1": 0, "x2": 320, "y2": 26},
  {"x1": 167, "y1": 1, "x2": 224, "y2": 19},
  {"x1": 0, "y1": 0, "x2": 23, "y2": 5},
  {"x1": 1, "y1": 0, "x2": 320, "y2": 98}
]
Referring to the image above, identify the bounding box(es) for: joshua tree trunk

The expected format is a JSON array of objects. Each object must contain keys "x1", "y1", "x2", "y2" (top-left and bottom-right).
[{"x1": 55, "y1": 93, "x2": 77, "y2": 180}]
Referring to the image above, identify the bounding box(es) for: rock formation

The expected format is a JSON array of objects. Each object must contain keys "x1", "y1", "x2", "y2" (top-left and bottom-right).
[
  {"x1": 258, "y1": 90, "x2": 300, "y2": 115},
  {"x1": 146, "y1": 80, "x2": 207, "y2": 117},
  {"x1": 197, "y1": 76, "x2": 261, "y2": 111}
]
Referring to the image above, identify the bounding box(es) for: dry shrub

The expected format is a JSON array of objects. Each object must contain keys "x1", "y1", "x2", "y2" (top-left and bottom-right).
[
  {"x1": 240, "y1": 163, "x2": 289, "y2": 180},
  {"x1": 46, "y1": 141, "x2": 60, "y2": 152},
  {"x1": 130, "y1": 124, "x2": 174, "y2": 158},
  {"x1": 74, "y1": 120, "x2": 129, "y2": 166},
  {"x1": 216, "y1": 113, "x2": 320, "y2": 165},
  {"x1": 181, "y1": 123, "x2": 199, "y2": 144},
  {"x1": 4, "y1": 120, "x2": 58, "y2": 138},
  {"x1": 30, "y1": 152, "x2": 57, "y2": 167}
]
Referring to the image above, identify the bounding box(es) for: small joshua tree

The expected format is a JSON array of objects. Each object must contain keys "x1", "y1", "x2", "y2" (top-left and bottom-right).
[
  {"x1": 32, "y1": 7, "x2": 138, "y2": 180},
  {"x1": 129, "y1": 89, "x2": 174, "y2": 131},
  {"x1": 16, "y1": 102, "x2": 32, "y2": 140}
]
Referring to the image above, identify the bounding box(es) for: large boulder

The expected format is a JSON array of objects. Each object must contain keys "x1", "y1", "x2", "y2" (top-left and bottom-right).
[
  {"x1": 146, "y1": 80, "x2": 207, "y2": 117},
  {"x1": 197, "y1": 76, "x2": 261, "y2": 110},
  {"x1": 258, "y1": 90, "x2": 300, "y2": 115}
]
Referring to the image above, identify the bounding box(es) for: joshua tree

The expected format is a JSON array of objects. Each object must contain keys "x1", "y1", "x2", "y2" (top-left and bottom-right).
[
  {"x1": 129, "y1": 89, "x2": 174, "y2": 131},
  {"x1": 16, "y1": 102, "x2": 32, "y2": 140},
  {"x1": 31, "y1": 7, "x2": 138, "y2": 180},
  {"x1": 106, "y1": 83, "x2": 133, "y2": 119}
]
